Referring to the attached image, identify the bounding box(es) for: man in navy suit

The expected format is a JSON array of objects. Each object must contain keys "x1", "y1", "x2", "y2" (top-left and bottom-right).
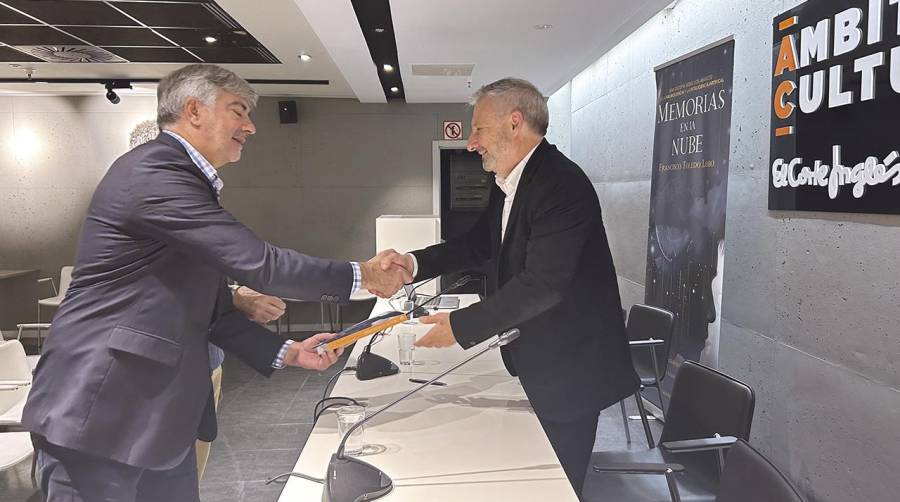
[{"x1": 23, "y1": 64, "x2": 409, "y2": 501}]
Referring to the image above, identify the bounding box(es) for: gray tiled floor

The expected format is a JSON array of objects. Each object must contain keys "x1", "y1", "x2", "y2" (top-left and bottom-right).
[{"x1": 0, "y1": 336, "x2": 663, "y2": 502}]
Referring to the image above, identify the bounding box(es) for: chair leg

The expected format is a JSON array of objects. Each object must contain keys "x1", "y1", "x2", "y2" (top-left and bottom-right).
[
  {"x1": 36, "y1": 304, "x2": 42, "y2": 351},
  {"x1": 656, "y1": 385, "x2": 667, "y2": 422},
  {"x1": 634, "y1": 391, "x2": 655, "y2": 448},
  {"x1": 619, "y1": 400, "x2": 631, "y2": 444},
  {"x1": 664, "y1": 467, "x2": 682, "y2": 502}
]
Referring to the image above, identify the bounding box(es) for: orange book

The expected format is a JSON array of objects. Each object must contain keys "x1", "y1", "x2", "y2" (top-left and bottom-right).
[{"x1": 314, "y1": 311, "x2": 410, "y2": 352}]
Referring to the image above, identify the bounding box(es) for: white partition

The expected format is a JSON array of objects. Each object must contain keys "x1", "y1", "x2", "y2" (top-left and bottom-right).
[{"x1": 375, "y1": 215, "x2": 440, "y2": 296}]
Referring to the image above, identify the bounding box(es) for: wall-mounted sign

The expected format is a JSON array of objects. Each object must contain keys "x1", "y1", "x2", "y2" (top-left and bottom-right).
[
  {"x1": 770, "y1": 0, "x2": 900, "y2": 214},
  {"x1": 443, "y1": 120, "x2": 463, "y2": 140}
]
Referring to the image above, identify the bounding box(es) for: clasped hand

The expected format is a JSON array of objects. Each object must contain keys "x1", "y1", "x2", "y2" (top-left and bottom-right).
[{"x1": 360, "y1": 249, "x2": 414, "y2": 297}]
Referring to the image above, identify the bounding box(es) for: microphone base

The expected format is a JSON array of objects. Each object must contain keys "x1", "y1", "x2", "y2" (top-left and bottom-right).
[
  {"x1": 323, "y1": 454, "x2": 393, "y2": 502},
  {"x1": 355, "y1": 350, "x2": 399, "y2": 381}
]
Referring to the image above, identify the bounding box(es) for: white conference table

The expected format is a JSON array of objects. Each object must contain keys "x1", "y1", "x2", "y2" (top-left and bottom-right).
[{"x1": 277, "y1": 294, "x2": 578, "y2": 501}]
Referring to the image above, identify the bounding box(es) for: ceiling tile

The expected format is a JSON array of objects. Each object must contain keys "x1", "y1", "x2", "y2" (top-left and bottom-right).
[
  {"x1": 0, "y1": 3, "x2": 38, "y2": 24},
  {"x1": 113, "y1": 2, "x2": 234, "y2": 29},
  {"x1": 102, "y1": 46, "x2": 200, "y2": 63},
  {"x1": 189, "y1": 46, "x2": 276, "y2": 64},
  {"x1": 63, "y1": 27, "x2": 172, "y2": 47},
  {"x1": 0, "y1": 45, "x2": 42, "y2": 61},
  {"x1": 0, "y1": 26, "x2": 80, "y2": 45},
  {"x1": 0, "y1": 0, "x2": 138, "y2": 26},
  {"x1": 155, "y1": 28, "x2": 256, "y2": 48}
]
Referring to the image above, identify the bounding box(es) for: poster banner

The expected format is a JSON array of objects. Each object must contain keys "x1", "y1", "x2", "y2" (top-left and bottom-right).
[
  {"x1": 645, "y1": 40, "x2": 734, "y2": 408},
  {"x1": 769, "y1": 1, "x2": 900, "y2": 214}
]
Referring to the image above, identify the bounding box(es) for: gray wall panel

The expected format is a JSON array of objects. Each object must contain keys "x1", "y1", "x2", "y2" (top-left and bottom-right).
[
  {"x1": 552, "y1": 0, "x2": 900, "y2": 499},
  {"x1": 720, "y1": 174, "x2": 779, "y2": 335},
  {"x1": 775, "y1": 343, "x2": 900, "y2": 502},
  {"x1": 594, "y1": 180, "x2": 650, "y2": 286}
]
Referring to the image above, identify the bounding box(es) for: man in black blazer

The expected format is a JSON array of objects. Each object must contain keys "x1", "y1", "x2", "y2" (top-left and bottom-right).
[
  {"x1": 381, "y1": 78, "x2": 639, "y2": 496},
  {"x1": 23, "y1": 64, "x2": 409, "y2": 502}
]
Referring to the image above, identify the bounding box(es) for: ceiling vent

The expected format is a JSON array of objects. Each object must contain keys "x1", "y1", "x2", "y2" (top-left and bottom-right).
[
  {"x1": 411, "y1": 64, "x2": 474, "y2": 77},
  {"x1": 15, "y1": 46, "x2": 127, "y2": 63}
]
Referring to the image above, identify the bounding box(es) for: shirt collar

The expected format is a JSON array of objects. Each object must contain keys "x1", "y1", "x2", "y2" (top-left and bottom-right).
[
  {"x1": 162, "y1": 130, "x2": 224, "y2": 195},
  {"x1": 495, "y1": 142, "x2": 539, "y2": 197}
]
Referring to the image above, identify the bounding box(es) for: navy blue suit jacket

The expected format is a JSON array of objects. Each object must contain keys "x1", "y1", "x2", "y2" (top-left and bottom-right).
[{"x1": 24, "y1": 133, "x2": 352, "y2": 468}]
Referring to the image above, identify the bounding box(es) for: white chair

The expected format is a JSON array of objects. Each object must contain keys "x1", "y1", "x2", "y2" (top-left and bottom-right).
[
  {"x1": 33, "y1": 266, "x2": 73, "y2": 347},
  {"x1": 0, "y1": 340, "x2": 33, "y2": 427},
  {"x1": 0, "y1": 340, "x2": 34, "y2": 479}
]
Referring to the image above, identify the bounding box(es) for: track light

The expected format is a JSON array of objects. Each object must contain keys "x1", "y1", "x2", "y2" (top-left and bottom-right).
[
  {"x1": 105, "y1": 84, "x2": 120, "y2": 104},
  {"x1": 103, "y1": 80, "x2": 132, "y2": 105}
]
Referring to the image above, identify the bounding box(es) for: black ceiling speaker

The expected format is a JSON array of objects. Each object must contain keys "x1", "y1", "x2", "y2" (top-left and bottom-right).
[{"x1": 278, "y1": 100, "x2": 297, "y2": 124}]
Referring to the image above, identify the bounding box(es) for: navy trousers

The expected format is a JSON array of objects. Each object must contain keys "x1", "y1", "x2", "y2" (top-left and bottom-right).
[{"x1": 34, "y1": 435, "x2": 200, "y2": 502}]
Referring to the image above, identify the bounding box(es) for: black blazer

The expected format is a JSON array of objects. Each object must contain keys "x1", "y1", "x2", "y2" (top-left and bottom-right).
[
  {"x1": 24, "y1": 133, "x2": 352, "y2": 469},
  {"x1": 413, "y1": 139, "x2": 639, "y2": 422}
]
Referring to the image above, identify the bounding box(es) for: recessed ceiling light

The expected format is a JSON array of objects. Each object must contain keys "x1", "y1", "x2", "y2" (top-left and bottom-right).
[
  {"x1": 374, "y1": 27, "x2": 385, "y2": 33},
  {"x1": 299, "y1": 53, "x2": 312, "y2": 62},
  {"x1": 390, "y1": 86, "x2": 399, "y2": 93},
  {"x1": 383, "y1": 64, "x2": 394, "y2": 72},
  {"x1": 204, "y1": 35, "x2": 217, "y2": 44},
  {"x1": 533, "y1": 24, "x2": 552, "y2": 30}
]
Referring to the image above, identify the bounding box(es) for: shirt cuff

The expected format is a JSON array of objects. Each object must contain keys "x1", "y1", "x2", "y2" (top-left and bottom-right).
[
  {"x1": 349, "y1": 261, "x2": 361, "y2": 294},
  {"x1": 272, "y1": 340, "x2": 295, "y2": 369},
  {"x1": 407, "y1": 253, "x2": 419, "y2": 278}
]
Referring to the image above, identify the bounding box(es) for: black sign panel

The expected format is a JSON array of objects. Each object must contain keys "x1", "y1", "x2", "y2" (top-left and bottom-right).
[
  {"x1": 770, "y1": 0, "x2": 900, "y2": 214},
  {"x1": 645, "y1": 40, "x2": 734, "y2": 407}
]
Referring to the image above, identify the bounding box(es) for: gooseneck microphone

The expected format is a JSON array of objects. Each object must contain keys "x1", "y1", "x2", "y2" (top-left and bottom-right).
[
  {"x1": 407, "y1": 275, "x2": 472, "y2": 318},
  {"x1": 324, "y1": 328, "x2": 521, "y2": 502},
  {"x1": 352, "y1": 275, "x2": 475, "y2": 381}
]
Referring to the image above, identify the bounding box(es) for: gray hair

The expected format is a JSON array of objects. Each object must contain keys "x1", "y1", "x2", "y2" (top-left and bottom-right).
[
  {"x1": 469, "y1": 78, "x2": 549, "y2": 135},
  {"x1": 156, "y1": 64, "x2": 258, "y2": 127}
]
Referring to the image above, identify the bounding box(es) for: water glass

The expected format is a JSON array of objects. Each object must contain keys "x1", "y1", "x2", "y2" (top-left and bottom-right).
[
  {"x1": 336, "y1": 405, "x2": 366, "y2": 455},
  {"x1": 398, "y1": 332, "x2": 416, "y2": 366}
]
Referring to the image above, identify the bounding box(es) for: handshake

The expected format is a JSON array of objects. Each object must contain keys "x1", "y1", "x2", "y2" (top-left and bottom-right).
[{"x1": 359, "y1": 249, "x2": 416, "y2": 298}]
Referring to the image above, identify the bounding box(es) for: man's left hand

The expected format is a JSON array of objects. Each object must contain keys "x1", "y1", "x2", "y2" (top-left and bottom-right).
[
  {"x1": 284, "y1": 333, "x2": 343, "y2": 371},
  {"x1": 415, "y1": 313, "x2": 458, "y2": 348},
  {"x1": 232, "y1": 286, "x2": 286, "y2": 324}
]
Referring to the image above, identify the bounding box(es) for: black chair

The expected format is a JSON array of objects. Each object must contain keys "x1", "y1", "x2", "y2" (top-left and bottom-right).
[
  {"x1": 587, "y1": 361, "x2": 755, "y2": 502},
  {"x1": 619, "y1": 304, "x2": 675, "y2": 448},
  {"x1": 716, "y1": 439, "x2": 804, "y2": 502}
]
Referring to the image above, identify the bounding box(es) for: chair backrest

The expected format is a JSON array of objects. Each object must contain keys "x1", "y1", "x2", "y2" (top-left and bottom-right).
[
  {"x1": 716, "y1": 439, "x2": 804, "y2": 502},
  {"x1": 59, "y1": 266, "x2": 74, "y2": 297},
  {"x1": 0, "y1": 341, "x2": 31, "y2": 416},
  {"x1": 659, "y1": 361, "x2": 755, "y2": 444},
  {"x1": 0, "y1": 341, "x2": 31, "y2": 381},
  {"x1": 627, "y1": 304, "x2": 675, "y2": 381}
]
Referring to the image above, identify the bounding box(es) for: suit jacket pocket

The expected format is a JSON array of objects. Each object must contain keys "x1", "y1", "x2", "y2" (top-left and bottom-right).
[{"x1": 107, "y1": 325, "x2": 183, "y2": 367}]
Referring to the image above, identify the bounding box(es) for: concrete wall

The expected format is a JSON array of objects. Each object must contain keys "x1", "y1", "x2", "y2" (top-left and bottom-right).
[
  {"x1": 0, "y1": 94, "x2": 157, "y2": 285},
  {"x1": 548, "y1": 0, "x2": 900, "y2": 500},
  {"x1": 0, "y1": 94, "x2": 470, "y2": 325}
]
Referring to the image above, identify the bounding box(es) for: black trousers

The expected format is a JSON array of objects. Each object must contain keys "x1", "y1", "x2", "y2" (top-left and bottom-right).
[
  {"x1": 34, "y1": 435, "x2": 200, "y2": 502},
  {"x1": 537, "y1": 413, "x2": 600, "y2": 499}
]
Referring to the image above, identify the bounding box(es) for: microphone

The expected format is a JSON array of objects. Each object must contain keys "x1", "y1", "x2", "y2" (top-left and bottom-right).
[
  {"x1": 400, "y1": 275, "x2": 439, "y2": 306},
  {"x1": 354, "y1": 275, "x2": 473, "y2": 381},
  {"x1": 324, "y1": 328, "x2": 521, "y2": 502},
  {"x1": 407, "y1": 275, "x2": 472, "y2": 318}
]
